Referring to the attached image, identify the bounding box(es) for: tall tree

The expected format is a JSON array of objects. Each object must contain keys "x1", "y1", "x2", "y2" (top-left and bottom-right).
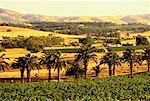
[
  {"x1": 24, "y1": 54, "x2": 39, "y2": 83},
  {"x1": 100, "y1": 51, "x2": 113, "y2": 76},
  {"x1": 75, "y1": 34, "x2": 97, "y2": 79},
  {"x1": 142, "y1": 48, "x2": 150, "y2": 72},
  {"x1": 11, "y1": 57, "x2": 26, "y2": 83},
  {"x1": 122, "y1": 48, "x2": 141, "y2": 76},
  {"x1": 53, "y1": 52, "x2": 67, "y2": 82},
  {"x1": 112, "y1": 53, "x2": 121, "y2": 75},
  {"x1": 40, "y1": 52, "x2": 56, "y2": 82},
  {"x1": 100, "y1": 48, "x2": 121, "y2": 76}
]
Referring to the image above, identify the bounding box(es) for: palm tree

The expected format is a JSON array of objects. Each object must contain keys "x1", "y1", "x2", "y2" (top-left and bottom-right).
[
  {"x1": 75, "y1": 46, "x2": 97, "y2": 79},
  {"x1": 112, "y1": 53, "x2": 121, "y2": 75},
  {"x1": 53, "y1": 52, "x2": 67, "y2": 82},
  {"x1": 100, "y1": 48, "x2": 121, "y2": 76},
  {"x1": 40, "y1": 52, "x2": 56, "y2": 82},
  {"x1": 142, "y1": 48, "x2": 150, "y2": 72},
  {"x1": 0, "y1": 54, "x2": 9, "y2": 72},
  {"x1": 75, "y1": 34, "x2": 97, "y2": 79},
  {"x1": 24, "y1": 54, "x2": 39, "y2": 83},
  {"x1": 11, "y1": 57, "x2": 26, "y2": 83},
  {"x1": 122, "y1": 48, "x2": 141, "y2": 76},
  {"x1": 66, "y1": 62, "x2": 83, "y2": 79},
  {"x1": 100, "y1": 51, "x2": 113, "y2": 76},
  {"x1": 92, "y1": 64, "x2": 102, "y2": 77}
]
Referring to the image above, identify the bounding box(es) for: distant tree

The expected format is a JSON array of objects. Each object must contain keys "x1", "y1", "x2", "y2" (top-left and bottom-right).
[{"x1": 126, "y1": 33, "x2": 130, "y2": 37}]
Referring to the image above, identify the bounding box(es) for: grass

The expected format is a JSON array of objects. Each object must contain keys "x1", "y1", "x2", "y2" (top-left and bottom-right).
[{"x1": 0, "y1": 72, "x2": 149, "y2": 100}]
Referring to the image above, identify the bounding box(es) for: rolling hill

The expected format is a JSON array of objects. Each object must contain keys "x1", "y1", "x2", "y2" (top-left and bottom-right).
[{"x1": 0, "y1": 8, "x2": 150, "y2": 24}]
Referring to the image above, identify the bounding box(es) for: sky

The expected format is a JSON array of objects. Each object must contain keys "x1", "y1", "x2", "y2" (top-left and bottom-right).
[{"x1": 0, "y1": 0, "x2": 149, "y2": 16}]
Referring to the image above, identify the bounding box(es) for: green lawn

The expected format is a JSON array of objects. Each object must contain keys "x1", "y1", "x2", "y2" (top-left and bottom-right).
[{"x1": 0, "y1": 73, "x2": 150, "y2": 101}]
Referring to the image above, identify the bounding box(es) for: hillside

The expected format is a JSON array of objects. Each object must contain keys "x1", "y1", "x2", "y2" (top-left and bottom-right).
[
  {"x1": 0, "y1": 8, "x2": 150, "y2": 24},
  {"x1": 0, "y1": 26, "x2": 86, "y2": 38}
]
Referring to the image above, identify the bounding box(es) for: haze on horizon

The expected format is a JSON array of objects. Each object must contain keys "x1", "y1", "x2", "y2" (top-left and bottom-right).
[{"x1": 0, "y1": 0, "x2": 149, "y2": 16}]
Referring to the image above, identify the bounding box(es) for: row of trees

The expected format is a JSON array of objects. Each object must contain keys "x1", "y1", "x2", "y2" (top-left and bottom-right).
[{"x1": 0, "y1": 35, "x2": 149, "y2": 83}]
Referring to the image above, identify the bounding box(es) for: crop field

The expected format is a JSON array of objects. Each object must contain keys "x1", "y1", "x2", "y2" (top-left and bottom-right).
[{"x1": 0, "y1": 73, "x2": 150, "y2": 100}]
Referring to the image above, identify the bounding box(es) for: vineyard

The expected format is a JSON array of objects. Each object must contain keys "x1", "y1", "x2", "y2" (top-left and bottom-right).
[
  {"x1": 111, "y1": 44, "x2": 150, "y2": 52},
  {"x1": 43, "y1": 48, "x2": 105, "y2": 53},
  {"x1": 0, "y1": 73, "x2": 150, "y2": 101}
]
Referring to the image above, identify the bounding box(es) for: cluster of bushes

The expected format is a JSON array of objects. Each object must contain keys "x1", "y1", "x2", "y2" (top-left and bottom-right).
[{"x1": 1, "y1": 36, "x2": 64, "y2": 53}]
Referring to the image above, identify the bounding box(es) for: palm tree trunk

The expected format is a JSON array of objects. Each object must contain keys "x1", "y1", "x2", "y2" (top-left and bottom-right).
[
  {"x1": 20, "y1": 68, "x2": 24, "y2": 83},
  {"x1": 96, "y1": 73, "x2": 98, "y2": 77},
  {"x1": 75, "y1": 71, "x2": 78, "y2": 79},
  {"x1": 113, "y1": 63, "x2": 116, "y2": 75},
  {"x1": 130, "y1": 61, "x2": 133, "y2": 76},
  {"x1": 58, "y1": 67, "x2": 60, "y2": 82},
  {"x1": 147, "y1": 59, "x2": 150, "y2": 72},
  {"x1": 84, "y1": 64, "x2": 87, "y2": 79},
  {"x1": 27, "y1": 67, "x2": 31, "y2": 83},
  {"x1": 108, "y1": 64, "x2": 112, "y2": 76},
  {"x1": 48, "y1": 68, "x2": 51, "y2": 82},
  {"x1": 84, "y1": 61, "x2": 88, "y2": 79}
]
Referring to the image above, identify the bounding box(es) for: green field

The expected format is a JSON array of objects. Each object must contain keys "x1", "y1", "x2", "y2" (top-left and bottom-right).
[{"x1": 0, "y1": 73, "x2": 150, "y2": 101}]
